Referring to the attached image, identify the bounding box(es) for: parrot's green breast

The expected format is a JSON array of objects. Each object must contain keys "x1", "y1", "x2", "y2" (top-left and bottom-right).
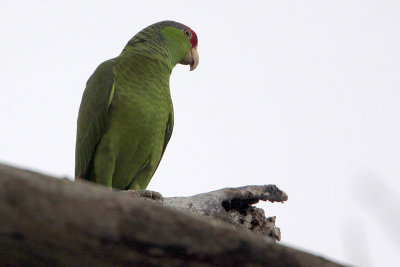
[{"x1": 75, "y1": 21, "x2": 198, "y2": 190}]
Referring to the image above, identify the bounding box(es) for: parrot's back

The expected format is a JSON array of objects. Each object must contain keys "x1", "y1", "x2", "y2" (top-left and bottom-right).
[{"x1": 75, "y1": 54, "x2": 174, "y2": 190}]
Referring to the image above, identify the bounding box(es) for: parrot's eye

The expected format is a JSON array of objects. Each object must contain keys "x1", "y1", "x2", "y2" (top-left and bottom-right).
[{"x1": 184, "y1": 29, "x2": 192, "y2": 38}]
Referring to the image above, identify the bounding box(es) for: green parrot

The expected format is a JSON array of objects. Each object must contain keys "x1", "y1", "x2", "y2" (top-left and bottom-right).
[{"x1": 75, "y1": 21, "x2": 199, "y2": 191}]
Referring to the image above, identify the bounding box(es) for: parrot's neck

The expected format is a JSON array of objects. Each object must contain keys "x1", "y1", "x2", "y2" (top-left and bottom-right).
[
  {"x1": 121, "y1": 42, "x2": 183, "y2": 73},
  {"x1": 117, "y1": 50, "x2": 173, "y2": 84},
  {"x1": 114, "y1": 49, "x2": 173, "y2": 103}
]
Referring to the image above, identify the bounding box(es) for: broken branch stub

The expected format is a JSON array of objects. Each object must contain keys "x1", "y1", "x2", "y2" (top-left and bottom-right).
[{"x1": 164, "y1": 185, "x2": 288, "y2": 241}]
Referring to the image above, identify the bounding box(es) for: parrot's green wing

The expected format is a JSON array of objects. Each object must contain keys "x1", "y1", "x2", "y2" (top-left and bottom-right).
[
  {"x1": 75, "y1": 59, "x2": 116, "y2": 179},
  {"x1": 162, "y1": 106, "x2": 174, "y2": 157}
]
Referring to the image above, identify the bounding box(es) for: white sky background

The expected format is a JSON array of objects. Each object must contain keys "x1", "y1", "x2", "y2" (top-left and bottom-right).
[{"x1": 1, "y1": 0, "x2": 400, "y2": 265}]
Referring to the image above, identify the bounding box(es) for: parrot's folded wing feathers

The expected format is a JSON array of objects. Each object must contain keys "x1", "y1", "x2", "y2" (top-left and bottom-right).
[
  {"x1": 161, "y1": 106, "x2": 174, "y2": 158},
  {"x1": 75, "y1": 59, "x2": 116, "y2": 179}
]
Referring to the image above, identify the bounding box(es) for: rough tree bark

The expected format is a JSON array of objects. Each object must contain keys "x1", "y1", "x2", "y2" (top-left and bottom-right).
[{"x1": 0, "y1": 163, "x2": 345, "y2": 266}]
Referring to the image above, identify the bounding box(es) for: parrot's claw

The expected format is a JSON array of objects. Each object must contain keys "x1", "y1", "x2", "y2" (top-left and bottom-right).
[{"x1": 120, "y1": 190, "x2": 163, "y2": 202}]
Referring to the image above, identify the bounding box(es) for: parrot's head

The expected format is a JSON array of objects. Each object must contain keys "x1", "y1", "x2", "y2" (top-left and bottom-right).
[{"x1": 125, "y1": 21, "x2": 199, "y2": 71}]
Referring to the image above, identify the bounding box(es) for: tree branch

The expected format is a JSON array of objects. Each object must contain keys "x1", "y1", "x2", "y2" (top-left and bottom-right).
[{"x1": 0, "y1": 163, "x2": 344, "y2": 266}]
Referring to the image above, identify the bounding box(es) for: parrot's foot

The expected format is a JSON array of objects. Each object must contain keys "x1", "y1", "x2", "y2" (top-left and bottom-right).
[{"x1": 119, "y1": 190, "x2": 163, "y2": 202}]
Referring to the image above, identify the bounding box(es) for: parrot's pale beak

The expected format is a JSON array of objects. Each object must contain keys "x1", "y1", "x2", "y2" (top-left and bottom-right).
[{"x1": 180, "y1": 46, "x2": 199, "y2": 71}]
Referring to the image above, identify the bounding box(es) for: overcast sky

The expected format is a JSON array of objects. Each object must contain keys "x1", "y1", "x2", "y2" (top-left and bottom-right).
[{"x1": 2, "y1": 1, "x2": 400, "y2": 266}]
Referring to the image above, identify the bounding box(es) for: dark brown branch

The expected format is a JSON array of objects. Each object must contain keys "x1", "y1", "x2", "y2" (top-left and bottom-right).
[{"x1": 0, "y1": 163, "x2": 344, "y2": 266}]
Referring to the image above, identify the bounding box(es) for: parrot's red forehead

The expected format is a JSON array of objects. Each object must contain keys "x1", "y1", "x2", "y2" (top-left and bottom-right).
[{"x1": 189, "y1": 28, "x2": 198, "y2": 48}]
